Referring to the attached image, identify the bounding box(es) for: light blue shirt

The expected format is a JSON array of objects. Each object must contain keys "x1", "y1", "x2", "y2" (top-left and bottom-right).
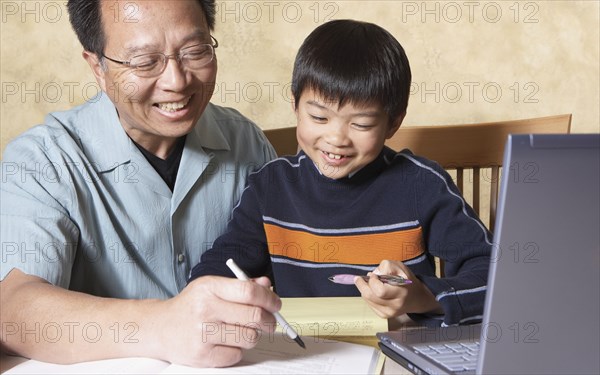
[{"x1": 0, "y1": 94, "x2": 275, "y2": 299}]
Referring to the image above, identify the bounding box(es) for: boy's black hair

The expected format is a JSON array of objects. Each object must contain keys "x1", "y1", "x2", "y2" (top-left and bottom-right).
[
  {"x1": 292, "y1": 19, "x2": 411, "y2": 124},
  {"x1": 67, "y1": 0, "x2": 216, "y2": 57}
]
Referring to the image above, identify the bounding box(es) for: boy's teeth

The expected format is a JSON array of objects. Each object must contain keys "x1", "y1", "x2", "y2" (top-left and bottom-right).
[
  {"x1": 158, "y1": 98, "x2": 189, "y2": 112},
  {"x1": 328, "y1": 153, "x2": 342, "y2": 160}
]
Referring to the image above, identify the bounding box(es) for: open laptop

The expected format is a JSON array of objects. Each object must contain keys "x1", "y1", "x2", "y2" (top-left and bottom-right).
[{"x1": 377, "y1": 134, "x2": 600, "y2": 375}]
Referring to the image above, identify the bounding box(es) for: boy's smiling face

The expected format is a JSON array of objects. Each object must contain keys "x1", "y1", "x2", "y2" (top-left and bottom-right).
[{"x1": 295, "y1": 89, "x2": 402, "y2": 179}]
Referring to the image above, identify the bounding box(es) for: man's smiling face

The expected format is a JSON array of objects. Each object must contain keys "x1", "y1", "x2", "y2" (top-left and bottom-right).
[{"x1": 87, "y1": 0, "x2": 217, "y2": 157}]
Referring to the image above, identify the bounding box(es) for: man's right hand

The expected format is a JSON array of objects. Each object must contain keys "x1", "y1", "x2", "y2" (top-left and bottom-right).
[
  {"x1": 150, "y1": 276, "x2": 280, "y2": 368},
  {"x1": 1, "y1": 270, "x2": 280, "y2": 368}
]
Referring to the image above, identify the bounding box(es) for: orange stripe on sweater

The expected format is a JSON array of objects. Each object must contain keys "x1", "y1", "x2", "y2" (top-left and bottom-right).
[{"x1": 264, "y1": 223, "x2": 424, "y2": 265}]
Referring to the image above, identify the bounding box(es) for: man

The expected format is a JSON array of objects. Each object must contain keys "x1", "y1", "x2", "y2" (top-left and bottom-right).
[{"x1": 1, "y1": 0, "x2": 280, "y2": 368}]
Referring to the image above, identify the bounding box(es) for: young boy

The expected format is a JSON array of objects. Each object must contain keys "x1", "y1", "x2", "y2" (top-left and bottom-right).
[{"x1": 189, "y1": 20, "x2": 491, "y2": 326}]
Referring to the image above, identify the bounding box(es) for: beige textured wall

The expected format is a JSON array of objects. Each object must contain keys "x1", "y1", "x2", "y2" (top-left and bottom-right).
[{"x1": 1, "y1": 0, "x2": 599, "y2": 156}]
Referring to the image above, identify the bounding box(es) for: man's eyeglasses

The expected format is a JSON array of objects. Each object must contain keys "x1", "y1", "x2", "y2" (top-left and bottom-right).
[{"x1": 101, "y1": 36, "x2": 218, "y2": 78}]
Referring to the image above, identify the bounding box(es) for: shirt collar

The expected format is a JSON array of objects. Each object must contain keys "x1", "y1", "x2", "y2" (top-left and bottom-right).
[{"x1": 187, "y1": 103, "x2": 232, "y2": 152}]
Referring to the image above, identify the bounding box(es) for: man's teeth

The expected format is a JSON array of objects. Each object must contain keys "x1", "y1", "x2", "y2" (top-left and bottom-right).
[
  {"x1": 328, "y1": 152, "x2": 343, "y2": 160},
  {"x1": 157, "y1": 98, "x2": 190, "y2": 112}
]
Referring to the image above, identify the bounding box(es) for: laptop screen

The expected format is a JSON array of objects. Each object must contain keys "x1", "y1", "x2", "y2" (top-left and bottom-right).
[
  {"x1": 479, "y1": 133, "x2": 600, "y2": 374},
  {"x1": 378, "y1": 134, "x2": 600, "y2": 375}
]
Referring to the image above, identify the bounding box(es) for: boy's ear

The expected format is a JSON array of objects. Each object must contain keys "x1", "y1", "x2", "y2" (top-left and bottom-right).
[
  {"x1": 386, "y1": 112, "x2": 406, "y2": 139},
  {"x1": 82, "y1": 50, "x2": 108, "y2": 93}
]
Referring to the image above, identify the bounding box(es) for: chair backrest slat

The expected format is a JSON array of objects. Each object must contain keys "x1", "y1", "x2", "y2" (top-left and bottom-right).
[
  {"x1": 490, "y1": 166, "x2": 500, "y2": 230},
  {"x1": 472, "y1": 167, "x2": 481, "y2": 214},
  {"x1": 456, "y1": 168, "x2": 464, "y2": 194}
]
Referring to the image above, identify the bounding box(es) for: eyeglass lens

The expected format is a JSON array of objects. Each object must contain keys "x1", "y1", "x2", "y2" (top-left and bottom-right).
[{"x1": 130, "y1": 44, "x2": 215, "y2": 77}]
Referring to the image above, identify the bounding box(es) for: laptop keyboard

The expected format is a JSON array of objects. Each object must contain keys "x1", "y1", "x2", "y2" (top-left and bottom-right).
[{"x1": 413, "y1": 341, "x2": 480, "y2": 372}]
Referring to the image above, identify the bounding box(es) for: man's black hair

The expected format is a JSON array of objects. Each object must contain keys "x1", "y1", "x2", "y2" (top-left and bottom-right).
[{"x1": 67, "y1": 0, "x2": 216, "y2": 56}]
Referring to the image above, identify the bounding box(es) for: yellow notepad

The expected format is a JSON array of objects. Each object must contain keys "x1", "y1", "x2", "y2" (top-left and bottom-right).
[{"x1": 278, "y1": 297, "x2": 388, "y2": 348}]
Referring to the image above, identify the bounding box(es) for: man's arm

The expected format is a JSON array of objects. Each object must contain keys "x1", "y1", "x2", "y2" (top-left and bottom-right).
[{"x1": 1, "y1": 268, "x2": 279, "y2": 368}]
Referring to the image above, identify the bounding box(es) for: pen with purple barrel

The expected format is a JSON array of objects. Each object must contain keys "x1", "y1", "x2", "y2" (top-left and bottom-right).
[{"x1": 329, "y1": 274, "x2": 412, "y2": 286}]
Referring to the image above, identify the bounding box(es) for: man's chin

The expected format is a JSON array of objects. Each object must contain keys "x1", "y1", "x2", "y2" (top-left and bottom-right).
[{"x1": 155, "y1": 120, "x2": 198, "y2": 138}]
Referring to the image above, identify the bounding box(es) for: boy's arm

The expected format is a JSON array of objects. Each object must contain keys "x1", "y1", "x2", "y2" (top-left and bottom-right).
[
  {"x1": 414, "y1": 162, "x2": 492, "y2": 326},
  {"x1": 189, "y1": 177, "x2": 271, "y2": 282},
  {"x1": 1, "y1": 268, "x2": 279, "y2": 367}
]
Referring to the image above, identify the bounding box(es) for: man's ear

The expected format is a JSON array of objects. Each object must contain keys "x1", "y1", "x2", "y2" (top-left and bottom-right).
[
  {"x1": 386, "y1": 111, "x2": 406, "y2": 139},
  {"x1": 82, "y1": 50, "x2": 107, "y2": 93}
]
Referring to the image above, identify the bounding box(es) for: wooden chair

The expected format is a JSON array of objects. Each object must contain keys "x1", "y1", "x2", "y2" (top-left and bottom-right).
[
  {"x1": 263, "y1": 126, "x2": 299, "y2": 157},
  {"x1": 264, "y1": 114, "x2": 572, "y2": 275}
]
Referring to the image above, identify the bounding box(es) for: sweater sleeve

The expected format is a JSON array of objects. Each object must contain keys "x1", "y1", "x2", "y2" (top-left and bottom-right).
[
  {"x1": 409, "y1": 157, "x2": 492, "y2": 326},
  {"x1": 188, "y1": 175, "x2": 272, "y2": 283}
]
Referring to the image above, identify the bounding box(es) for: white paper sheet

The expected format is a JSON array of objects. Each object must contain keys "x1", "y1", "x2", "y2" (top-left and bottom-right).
[{"x1": 5, "y1": 332, "x2": 381, "y2": 375}]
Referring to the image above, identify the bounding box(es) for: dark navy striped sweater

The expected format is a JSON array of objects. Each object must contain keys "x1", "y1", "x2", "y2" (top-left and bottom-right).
[{"x1": 189, "y1": 147, "x2": 492, "y2": 326}]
